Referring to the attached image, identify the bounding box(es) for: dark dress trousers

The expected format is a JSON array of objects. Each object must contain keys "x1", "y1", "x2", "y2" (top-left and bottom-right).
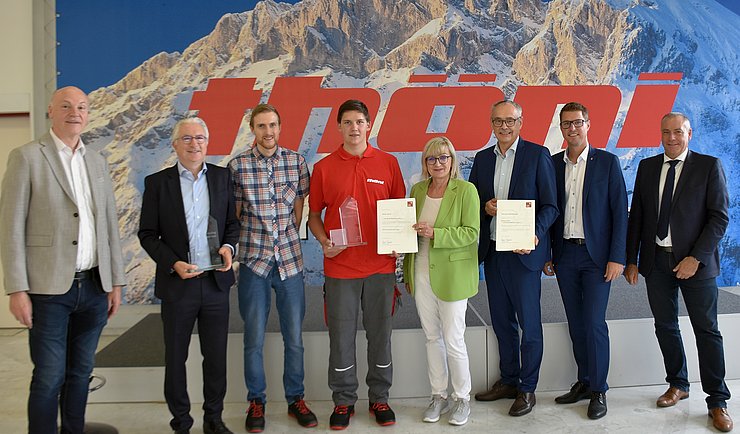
[
  {"x1": 550, "y1": 147, "x2": 628, "y2": 393},
  {"x1": 469, "y1": 139, "x2": 558, "y2": 392},
  {"x1": 626, "y1": 150, "x2": 730, "y2": 409},
  {"x1": 138, "y1": 163, "x2": 240, "y2": 430}
]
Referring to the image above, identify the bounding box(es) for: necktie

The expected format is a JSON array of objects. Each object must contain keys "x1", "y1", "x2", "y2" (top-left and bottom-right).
[{"x1": 657, "y1": 160, "x2": 679, "y2": 240}]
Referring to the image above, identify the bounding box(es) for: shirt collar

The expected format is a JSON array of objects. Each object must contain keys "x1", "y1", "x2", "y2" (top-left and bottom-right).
[
  {"x1": 337, "y1": 143, "x2": 375, "y2": 160},
  {"x1": 50, "y1": 128, "x2": 86, "y2": 156},
  {"x1": 494, "y1": 137, "x2": 519, "y2": 158},
  {"x1": 177, "y1": 161, "x2": 207, "y2": 178},
  {"x1": 663, "y1": 148, "x2": 689, "y2": 164},
  {"x1": 563, "y1": 144, "x2": 590, "y2": 165},
  {"x1": 251, "y1": 144, "x2": 281, "y2": 162}
]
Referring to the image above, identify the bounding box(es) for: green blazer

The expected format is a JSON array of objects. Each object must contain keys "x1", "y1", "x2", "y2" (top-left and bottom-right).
[{"x1": 403, "y1": 177, "x2": 480, "y2": 302}]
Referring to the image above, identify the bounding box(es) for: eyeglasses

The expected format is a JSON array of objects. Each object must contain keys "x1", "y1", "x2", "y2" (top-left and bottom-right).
[
  {"x1": 492, "y1": 118, "x2": 520, "y2": 127},
  {"x1": 178, "y1": 135, "x2": 207, "y2": 144},
  {"x1": 425, "y1": 155, "x2": 451, "y2": 165},
  {"x1": 559, "y1": 119, "x2": 587, "y2": 129}
]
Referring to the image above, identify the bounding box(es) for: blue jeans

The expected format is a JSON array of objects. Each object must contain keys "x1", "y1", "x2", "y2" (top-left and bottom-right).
[
  {"x1": 238, "y1": 264, "x2": 306, "y2": 403},
  {"x1": 28, "y1": 274, "x2": 108, "y2": 434}
]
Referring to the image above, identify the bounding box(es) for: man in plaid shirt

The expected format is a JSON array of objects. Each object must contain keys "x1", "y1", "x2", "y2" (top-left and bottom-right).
[{"x1": 228, "y1": 104, "x2": 315, "y2": 432}]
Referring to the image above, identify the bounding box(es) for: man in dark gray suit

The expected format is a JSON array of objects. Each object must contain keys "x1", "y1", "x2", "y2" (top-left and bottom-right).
[
  {"x1": 625, "y1": 112, "x2": 732, "y2": 432},
  {"x1": 0, "y1": 86, "x2": 126, "y2": 434}
]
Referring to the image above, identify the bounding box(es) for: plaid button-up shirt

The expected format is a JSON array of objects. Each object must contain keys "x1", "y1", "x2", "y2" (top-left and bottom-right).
[{"x1": 228, "y1": 146, "x2": 310, "y2": 280}]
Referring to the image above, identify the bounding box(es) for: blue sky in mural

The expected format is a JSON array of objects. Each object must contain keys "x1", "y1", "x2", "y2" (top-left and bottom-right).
[
  {"x1": 58, "y1": 0, "x2": 739, "y2": 93},
  {"x1": 717, "y1": 0, "x2": 740, "y2": 15},
  {"x1": 56, "y1": 0, "x2": 300, "y2": 93}
]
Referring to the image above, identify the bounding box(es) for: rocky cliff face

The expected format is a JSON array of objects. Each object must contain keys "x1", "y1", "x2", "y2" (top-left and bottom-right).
[
  {"x1": 512, "y1": 0, "x2": 629, "y2": 84},
  {"x1": 84, "y1": 0, "x2": 740, "y2": 301}
]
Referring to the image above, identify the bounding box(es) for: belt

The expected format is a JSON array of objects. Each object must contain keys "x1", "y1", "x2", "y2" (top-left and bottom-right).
[
  {"x1": 565, "y1": 238, "x2": 586, "y2": 246},
  {"x1": 656, "y1": 245, "x2": 673, "y2": 253},
  {"x1": 73, "y1": 267, "x2": 97, "y2": 280}
]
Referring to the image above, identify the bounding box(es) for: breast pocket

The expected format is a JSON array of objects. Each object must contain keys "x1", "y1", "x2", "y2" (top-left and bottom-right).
[
  {"x1": 449, "y1": 251, "x2": 472, "y2": 262},
  {"x1": 280, "y1": 181, "x2": 297, "y2": 207}
]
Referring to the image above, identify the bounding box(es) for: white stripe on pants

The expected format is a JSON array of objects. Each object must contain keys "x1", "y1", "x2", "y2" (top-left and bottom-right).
[{"x1": 414, "y1": 264, "x2": 471, "y2": 401}]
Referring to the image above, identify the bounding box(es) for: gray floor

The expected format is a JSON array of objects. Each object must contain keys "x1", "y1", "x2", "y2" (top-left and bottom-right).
[{"x1": 1, "y1": 321, "x2": 738, "y2": 433}]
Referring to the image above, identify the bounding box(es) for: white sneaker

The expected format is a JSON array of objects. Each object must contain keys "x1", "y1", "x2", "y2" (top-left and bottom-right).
[
  {"x1": 422, "y1": 395, "x2": 450, "y2": 423},
  {"x1": 448, "y1": 398, "x2": 470, "y2": 426}
]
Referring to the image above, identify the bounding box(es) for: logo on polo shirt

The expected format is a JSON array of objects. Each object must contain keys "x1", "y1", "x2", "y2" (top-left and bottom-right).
[{"x1": 366, "y1": 178, "x2": 385, "y2": 185}]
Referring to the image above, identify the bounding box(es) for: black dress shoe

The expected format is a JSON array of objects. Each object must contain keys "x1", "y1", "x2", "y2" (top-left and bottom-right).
[
  {"x1": 474, "y1": 380, "x2": 519, "y2": 401},
  {"x1": 204, "y1": 419, "x2": 234, "y2": 434},
  {"x1": 587, "y1": 392, "x2": 607, "y2": 420},
  {"x1": 509, "y1": 392, "x2": 536, "y2": 416},
  {"x1": 555, "y1": 381, "x2": 591, "y2": 404}
]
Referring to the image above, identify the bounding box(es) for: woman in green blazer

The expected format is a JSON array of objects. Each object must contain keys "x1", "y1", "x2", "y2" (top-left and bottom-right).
[{"x1": 403, "y1": 137, "x2": 480, "y2": 426}]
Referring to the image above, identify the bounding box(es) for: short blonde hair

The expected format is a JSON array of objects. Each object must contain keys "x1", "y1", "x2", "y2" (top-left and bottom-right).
[{"x1": 420, "y1": 136, "x2": 460, "y2": 180}]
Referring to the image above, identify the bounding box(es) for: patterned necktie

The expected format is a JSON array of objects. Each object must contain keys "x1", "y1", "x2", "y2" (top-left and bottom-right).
[{"x1": 657, "y1": 160, "x2": 680, "y2": 240}]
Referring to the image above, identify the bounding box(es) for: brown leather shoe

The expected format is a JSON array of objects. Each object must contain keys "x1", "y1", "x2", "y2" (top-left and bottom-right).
[
  {"x1": 474, "y1": 380, "x2": 518, "y2": 401},
  {"x1": 509, "y1": 392, "x2": 536, "y2": 416},
  {"x1": 656, "y1": 387, "x2": 689, "y2": 407},
  {"x1": 709, "y1": 408, "x2": 733, "y2": 432}
]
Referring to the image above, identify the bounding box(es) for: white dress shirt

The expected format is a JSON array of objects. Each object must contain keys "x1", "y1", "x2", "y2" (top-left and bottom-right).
[
  {"x1": 50, "y1": 129, "x2": 97, "y2": 271},
  {"x1": 563, "y1": 145, "x2": 589, "y2": 240},
  {"x1": 655, "y1": 147, "x2": 689, "y2": 247}
]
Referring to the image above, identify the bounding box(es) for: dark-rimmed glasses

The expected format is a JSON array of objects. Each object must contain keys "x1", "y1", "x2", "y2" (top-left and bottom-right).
[
  {"x1": 559, "y1": 119, "x2": 587, "y2": 129},
  {"x1": 425, "y1": 155, "x2": 451, "y2": 165}
]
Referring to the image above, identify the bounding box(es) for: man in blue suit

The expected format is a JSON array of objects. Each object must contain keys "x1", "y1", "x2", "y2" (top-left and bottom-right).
[
  {"x1": 543, "y1": 102, "x2": 627, "y2": 420},
  {"x1": 625, "y1": 112, "x2": 732, "y2": 432},
  {"x1": 469, "y1": 100, "x2": 558, "y2": 416}
]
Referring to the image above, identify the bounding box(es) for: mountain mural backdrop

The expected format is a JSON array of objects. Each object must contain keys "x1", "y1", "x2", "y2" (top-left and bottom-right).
[{"x1": 76, "y1": 0, "x2": 740, "y2": 303}]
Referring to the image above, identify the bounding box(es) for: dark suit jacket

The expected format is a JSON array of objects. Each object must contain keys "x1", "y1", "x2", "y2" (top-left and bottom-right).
[
  {"x1": 626, "y1": 151, "x2": 729, "y2": 280},
  {"x1": 469, "y1": 139, "x2": 559, "y2": 271},
  {"x1": 550, "y1": 148, "x2": 628, "y2": 269},
  {"x1": 138, "y1": 163, "x2": 240, "y2": 301}
]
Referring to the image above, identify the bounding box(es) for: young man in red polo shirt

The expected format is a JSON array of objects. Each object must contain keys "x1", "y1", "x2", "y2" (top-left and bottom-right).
[{"x1": 308, "y1": 99, "x2": 405, "y2": 430}]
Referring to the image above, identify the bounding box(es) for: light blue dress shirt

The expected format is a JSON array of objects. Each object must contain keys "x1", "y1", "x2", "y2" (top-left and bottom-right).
[
  {"x1": 178, "y1": 162, "x2": 211, "y2": 268},
  {"x1": 490, "y1": 138, "x2": 519, "y2": 241}
]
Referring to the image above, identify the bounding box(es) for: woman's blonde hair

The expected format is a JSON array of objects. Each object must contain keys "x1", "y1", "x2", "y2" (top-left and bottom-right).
[{"x1": 421, "y1": 136, "x2": 460, "y2": 180}]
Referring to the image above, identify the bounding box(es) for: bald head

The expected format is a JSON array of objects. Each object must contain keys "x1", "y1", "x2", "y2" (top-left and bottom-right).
[{"x1": 48, "y1": 86, "x2": 89, "y2": 149}]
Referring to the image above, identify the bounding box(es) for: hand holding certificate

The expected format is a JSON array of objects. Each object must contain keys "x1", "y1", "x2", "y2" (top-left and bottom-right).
[
  {"x1": 377, "y1": 198, "x2": 418, "y2": 254},
  {"x1": 496, "y1": 199, "x2": 536, "y2": 251}
]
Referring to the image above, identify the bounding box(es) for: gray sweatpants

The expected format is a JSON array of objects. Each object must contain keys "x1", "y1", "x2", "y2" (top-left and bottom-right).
[{"x1": 325, "y1": 273, "x2": 395, "y2": 405}]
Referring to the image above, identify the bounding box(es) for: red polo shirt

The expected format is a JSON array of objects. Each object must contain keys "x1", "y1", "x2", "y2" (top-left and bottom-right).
[{"x1": 309, "y1": 144, "x2": 405, "y2": 279}]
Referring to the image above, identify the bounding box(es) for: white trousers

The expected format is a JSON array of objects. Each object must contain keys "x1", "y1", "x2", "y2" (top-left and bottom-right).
[{"x1": 414, "y1": 265, "x2": 472, "y2": 401}]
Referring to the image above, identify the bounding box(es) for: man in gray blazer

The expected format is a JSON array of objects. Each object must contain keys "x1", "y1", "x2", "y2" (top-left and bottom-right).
[{"x1": 0, "y1": 86, "x2": 126, "y2": 434}]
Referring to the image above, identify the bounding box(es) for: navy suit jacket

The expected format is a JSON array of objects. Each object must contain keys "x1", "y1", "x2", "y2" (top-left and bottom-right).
[
  {"x1": 550, "y1": 147, "x2": 628, "y2": 270},
  {"x1": 138, "y1": 163, "x2": 240, "y2": 302},
  {"x1": 626, "y1": 151, "x2": 729, "y2": 280},
  {"x1": 469, "y1": 139, "x2": 559, "y2": 271}
]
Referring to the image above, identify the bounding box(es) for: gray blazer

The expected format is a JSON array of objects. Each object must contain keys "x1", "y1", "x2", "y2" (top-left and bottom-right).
[{"x1": 0, "y1": 133, "x2": 126, "y2": 295}]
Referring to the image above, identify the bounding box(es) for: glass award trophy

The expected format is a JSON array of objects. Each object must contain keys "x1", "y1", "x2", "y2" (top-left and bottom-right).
[
  {"x1": 329, "y1": 196, "x2": 367, "y2": 247},
  {"x1": 189, "y1": 217, "x2": 226, "y2": 272}
]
